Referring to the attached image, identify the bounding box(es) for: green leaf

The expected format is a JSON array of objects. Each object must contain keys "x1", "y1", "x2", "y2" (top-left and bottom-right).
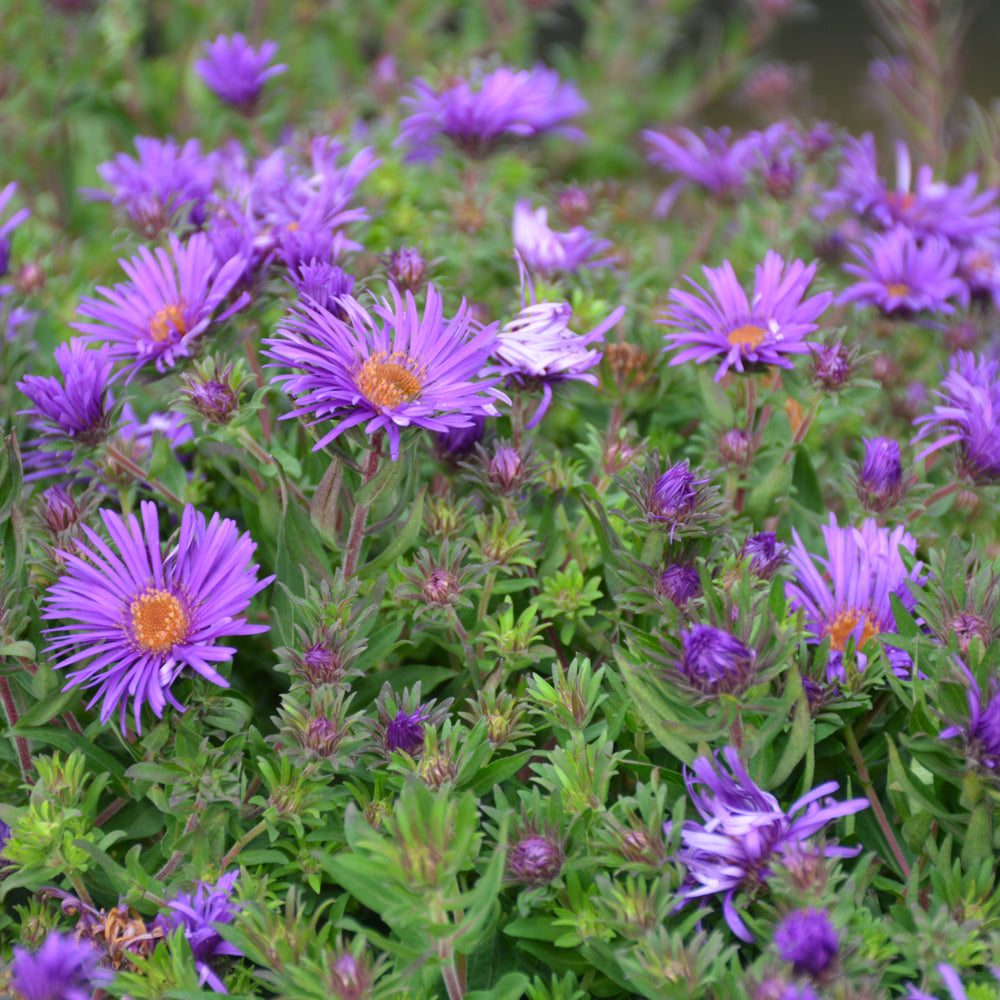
[
  {"x1": 12, "y1": 726, "x2": 127, "y2": 787},
  {"x1": 14, "y1": 685, "x2": 82, "y2": 729},
  {"x1": 744, "y1": 459, "x2": 791, "y2": 524},
  {"x1": 365, "y1": 485, "x2": 425, "y2": 574},
  {"x1": 309, "y1": 453, "x2": 344, "y2": 542},
  {"x1": 791, "y1": 444, "x2": 824, "y2": 513},
  {"x1": 763, "y1": 671, "x2": 812, "y2": 789},
  {"x1": 466, "y1": 973, "x2": 531, "y2": 1000}
]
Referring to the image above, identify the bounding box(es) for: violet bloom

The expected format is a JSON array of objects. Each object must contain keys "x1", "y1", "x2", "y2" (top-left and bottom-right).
[
  {"x1": 648, "y1": 459, "x2": 711, "y2": 541},
  {"x1": 73, "y1": 232, "x2": 250, "y2": 374},
  {"x1": 495, "y1": 260, "x2": 624, "y2": 428},
  {"x1": 42, "y1": 501, "x2": 272, "y2": 734},
  {"x1": 905, "y1": 965, "x2": 973, "y2": 1000},
  {"x1": 856, "y1": 436, "x2": 905, "y2": 512},
  {"x1": 774, "y1": 908, "x2": 838, "y2": 975},
  {"x1": 154, "y1": 871, "x2": 242, "y2": 992},
  {"x1": 89, "y1": 137, "x2": 217, "y2": 234},
  {"x1": 396, "y1": 64, "x2": 587, "y2": 160},
  {"x1": 666, "y1": 746, "x2": 868, "y2": 942},
  {"x1": 17, "y1": 339, "x2": 116, "y2": 447},
  {"x1": 512, "y1": 200, "x2": 615, "y2": 276},
  {"x1": 958, "y1": 237, "x2": 1000, "y2": 309},
  {"x1": 288, "y1": 261, "x2": 356, "y2": 313},
  {"x1": 195, "y1": 34, "x2": 286, "y2": 112},
  {"x1": 507, "y1": 833, "x2": 564, "y2": 885},
  {"x1": 266, "y1": 283, "x2": 506, "y2": 460},
  {"x1": 0, "y1": 181, "x2": 30, "y2": 277},
  {"x1": 912, "y1": 352, "x2": 1000, "y2": 485},
  {"x1": 940, "y1": 660, "x2": 1000, "y2": 770},
  {"x1": 839, "y1": 227, "x2": 968, "y2": 315},
  {"x1": 785, "y1": 514, "x2": 927, "y2": 680},
  {"x1": 659, "y1": 562, "x2": 701, "y2": 607},
  {"x1": 435, "y1": 415, "x2": 486, "y2": 460},
  {"x1": 659, "y1": 251, "x2": 833, "y2": 383},
  {"x1": 385, "y1": 706, "x2": 430, "y2": 755},
  {"x1": 678, "y1": 625, "x2": 756, "y2": 693},
  {"x1": 744, "y1": 532, "x2": 788, "y2": 580},
  {"x1": 10, "y1": 931, "x2": 112, "y2": 1000}
]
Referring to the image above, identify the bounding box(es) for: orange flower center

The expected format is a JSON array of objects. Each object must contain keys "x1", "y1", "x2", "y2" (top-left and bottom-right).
[
  {"x1": 129, "y1": 588, "x2": 189, "y2": 652},
  {"x1": 148, "y1": 303, "x2": 187, "y2": 343},
  {"x1": 355, "y1": 351, "x2": 425, "y2": 408},
  {"x1": 886, "y1": 282, "x2": 910, "y2": 298},
  {"x1": 826, "y1": 607, "x2": 881, "y2": 652},
  {"x1": 728, "y1": 324, "x2": 767, "y2": 348}
]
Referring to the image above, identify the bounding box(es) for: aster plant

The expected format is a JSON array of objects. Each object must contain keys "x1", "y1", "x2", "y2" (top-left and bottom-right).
[{"x1": 195, "y1": 34, "x2": 287, "y2": 113}]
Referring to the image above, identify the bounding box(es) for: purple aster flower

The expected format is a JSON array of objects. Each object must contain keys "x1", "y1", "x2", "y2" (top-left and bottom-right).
[
  {"x1": 507, "y1": 833, "x2": 564, "y2": 885},
  {"x1": 42, "y1": 501, "x2": 272, "y2": 733},
  {"x1": 677, "y1": 625, "x2": 756, "y2": 693},
  {"x1": 958, "y1": 237, "x2": 1000, "y2": 308},
  {"x1": 17, "y1": 339, "x2": 116, "y2": 447},
  {"x1": 385, "y1": 705, "x2": 430, "y2": 755},
  {"x1": 855, "y1": 436, "x2": 906, "y2": 513},
  {"x1": 288, "y1": 260, "x2": 356, "y2": 314},
  {"x1": 0, "y1": 182, "x2": 30, "y2": 277},
  {"x1": 743, "y1": 532, "x2": 788, "y2": 580},
  {"x1": 666, "y1": 746, "x2": 867, "y2": 942},
  {"x1": 435, "y1": 414, "x2": 486, "y2": 460},
  {"x1": 905, "y1": 965, "x2": 973, "y2": 1000},
  {"x1": 195, "y1": 34, "x2": 287, "y2": 112},
  {"x1": 495, "y1": 260, "x2": 624, "y2": 428},
  {"x1": 89, "y1": 137, "x2": 217, "y2": 235},
  {"x1": 154, "y1": 871, "x2": 242, "y2": 992},
  {"x1": 659, "y1": 250, "x2": 833, "y2": 382},
  {"x1": 659, "y1": 562, "x2": 702, "y2": 607},
  {"x1": 265, "y1": 283, "x2": 507, "y2": 461},
  {"x1": 774, "y1": 907, "x2": 838, "y2": 975},
  {"x1": 912, "y1": 352, "x2": 1000, "y2": 485},
  {"x1": 382, "y1": 245, "x2": 430, "y2": 293},
  {"x1": 0, "y1": 817, "x2": 9, "y2": 853},
  {"x1": 72, "y1": 232, "x2": 250, "y2": 374},
  {"x1": 396, "y1": 64, "x2": 587, "y2": 160},
  {"x1": 10, "y1": 931, "x2": 112, "y2": 1000},
  {"x1": 649, "y1": 459, "x2": 710, "y2": 536},
  {"x1": 785, "y1": 513, "x2": 927, "y2": 680},
  {"x1": 940, "y1": 660, "x2": 1000, "y2": 770},
  {"x1": 512, "y1": 200, "x2": 615, "y2": 276},
  {"x1": 838, "y1": 227, "x2": 968, "y2": 315}
]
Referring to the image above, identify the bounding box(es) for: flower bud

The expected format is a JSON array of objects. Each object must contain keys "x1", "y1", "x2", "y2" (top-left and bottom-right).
[
  {"x1": 507, "y1": 834, "x2": 564, "y2": 886},
  {"x1": 774, "y1": 908, "x2": 838, "y2": 977}
]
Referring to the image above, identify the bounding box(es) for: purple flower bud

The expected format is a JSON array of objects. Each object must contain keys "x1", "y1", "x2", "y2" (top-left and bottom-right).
[
  {"x1": 774, "y1": 908, "x2": 838, "y2": 976},
  {"x1": 11, "y1": 932, "x2": 112, "y2": 999},
  {"x1": 857, "y1": 436, "x2": 904, "y2": 512},
  {"x1": 385, "y1": 706, "x2": 430, "y2": 756},
  {"x1": 488, "y1": 445, "x2": 525, "y2": 492},
  {"x1": 195, "y1": 34, "x2": 287, "y2": 112},
  {"x1": 435, "y1": 415, "x2": 486, "y2": 460},
  {"x1": 744, "y1": 532, "x2": 788, "y2": 579},
  {"x1": 421, "y1": 567, "x2": 460, "y2": 606},
  {"x1": 719, "y1": 428, "x2": 754, "y2": 467},
  {"x1": 507, "y1": 834, "x2": 564, "y2": 885},
  {"x1": 384, "y1": 246, "x2": 429, "y2": 293},
  {"x1": 557, "y1": 186, "x2": 592, "y2": 226},
  {"x1": 810, "y1": 342, "x2": 855, "y2": 391},
  {"x1": 37, "y1": 485, "x2": 83, "y2": 536},
  {"x1": 306, "y1": 716, "x2": 342, "y2": 757},
  {"x1": 678, "y1": 625, "x2": 756, "y2": 693},
  {"x1": 650, "y1": 460, "x2": 705, "y2": 522},
  {"x1": 659, "y1": 563, "x2": 702, "y2": 607}
]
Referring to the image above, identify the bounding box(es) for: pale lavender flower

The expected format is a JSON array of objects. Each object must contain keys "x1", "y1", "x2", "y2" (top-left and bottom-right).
[
  {"x1": 10, "y1": 931, "x2": 111, "y2": 1000},
  {"x1": 512, "y1": 200, "x2": 615, "y2": 276},
  {"x1": 495, "y1": 260, "x2": 624, "y2": 428},
  {"x1": 774, "y1": 908, "x2": 838, "y2": 975},
  {"x1": 154, "y1": 871, "x2": 242, "y2": 992},
  {"x1": 17, "y1": 339, "x2": 116, "y2": 446},
  {"x1": 912, "y1": 352, "x2": 1000, "y2": 484},
  {"x1": 396, "y1": 65, "x2": 587, "y2": 160},
  {"x1": 89, "y1": 137, "x2": 217, "y2": 234},
  {"x1": 839, "y1": 227, "x2": 968, "y2": 315},
  {"x1": 42, "y1": 501, "x2": 272, "y2": 733},
  {"x1": 785, "y1": 513, "x2": 927, "y2": 680},
  {"x1": 905, "y1": 965, "x2": 972, "y2": 1000},
  {"x1": 266, "y1": 283, "x2": 506, "y2": 461},
  {"x1": 72, "y1": 232, "x2": 250, "y2": 373},
  {"x1": 659, "y1": 251, "x2": 833, "y2": 382},
  {"x1": 666, "y1": 746, "x2": 868, "y2": 941},
  {"x1": 195, "y1": 34, "x2": 287, "y2": 111},
  {"x1": 677, "y1": 625, "x2": 756, "y2": 693}
]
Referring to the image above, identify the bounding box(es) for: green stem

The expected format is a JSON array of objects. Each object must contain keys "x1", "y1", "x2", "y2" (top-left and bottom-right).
[
  {"x1": 219, "y1": 818, "x2": 269, "y2": 871},
  {"x1": 103, "y1": 444, "x2": 184, "y2": 506},
  {"x1": 0, "y1": 676, "x2": 32, "y2": 784},
  {"x1": 155, "y1": 811, "x2": 201, "y2": 880},
  {"x1": 343, "y1": 433, "x2": 384, "y2": 577},
  {"x1": 907, "y1": 481, "x2": 960, "y2": 523},
  {"x1": 844, "y1": 723, "x2": 910, "y2": 878}
]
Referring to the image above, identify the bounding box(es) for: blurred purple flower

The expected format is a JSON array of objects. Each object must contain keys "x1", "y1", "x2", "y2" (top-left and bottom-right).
[
  {"x1": 17, "y1": 339, "x2": 116, "y2": 447},
  {"x1": 10, "y1": 931, "x2": 111, "y2": 1000},
  {"x1": 839, "y1": 227, "x2": 968, "y2": 315},
  {"x1": 744, "y1": 532, "x2": 788, "y2": 579},
  {"x1": 42, "y1": 501, "x2": 271, "y2": 733},
  {"x1": 73, "y1": 232, "x2": 250, "y2": 374},
  {"x1": 154, "y1": 871, "x2": 242, "y2": 992},
  {"x1": 195, "y1": 33, "x2": 286, "y2": 111},
  {"x1": 785, "y1": 514, "x2": 927, "y2": 680},
  {"x1": 940, "y1": 660, "x2": 1000, "y2": 770},
  {"x1": 912, "y1": 352, "x2": 1000, "y2": 484},
  {"x1": 267, "y1": 283, "x2": 506, "y2": 461},
  {"x1": 397, "y1": 64, "x2": 587, "y2": 160},
  {"x1": 288, "y1": 260, "x2": 356, "y2": 313},
  {"x1": 665, "y1": 746, "x2": 868, "y2": 941},
  {"x1": 958, "y1": 237, "x2": 1000, "y2": 308},
  {"x1": 856, "y1": 436, "x2": 906, "y2": 512},
  {"x1": 677, "y1": 625, "x2": 756, "y2": 693},
  {"x1": 660, "y1": 250, "x2": 832, "y2": 382},
  {"x1": 0, "y1": 181, "x2": 30, "y2": 277},
  {"x1": 89, "y1": 137, "x2": 217, "y2": 234},
  {"x1": 512, "y1": 200, "x2": 615, "y2": 276},
  {"x1": 659, "y1": 562, "x2": 702, "y2": 607},
  {"x1": 774, "y1": 907, "x2": 838, "y2": 975}
]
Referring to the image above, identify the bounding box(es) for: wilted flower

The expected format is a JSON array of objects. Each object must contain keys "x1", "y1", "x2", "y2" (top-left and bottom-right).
[
  {"x1": 743, "y1": 532, "x2": 788, "y2": 579},
  {"x1": 512, "y1": 200, "x2": 615, "y2": 276},
  {"x1": 666, "y1": 746, "x2": 868, "y2": 941},
  {"x1": 809, "y1": 338, "x2": 863, "y2": 393},
  {"x1": 839, "y1": 227, "x2": 968, "y2": 316},
  {"x1": 785, "y1": 514, "x2": 927, "y2": 680},
  {"x1": 677, "y1": 625, "x2": 756, "y2": 693},
  {"x1": 10, "y1": 931, "x2": 111, "y2": 1000},
  {"x1": 912, "y1": 352, "x2": 1000, "y2": 485},
  {"x1": 659, "y1": 562, "x2": 702, "y2": 607},
  {"x1": 774, "y1": 908, "x2": 838, "y2": 975},
  {"x1": 396, "y1": 64, "x2": 587, "y2": 160},
  {"x1": 42, "y1": 501, "x2": 272, "y2": 733},
  {"x1": 266, "y1": 283, "x2": 506, "y2": 461},
  {"x1": 73, "y1": 232, "x2": 250, "y2": 374},
  {"x1": 659, "y1": 251, "x2": 833, "y2": 382},
  {"x1": 17, "y1": 339, "x2": 116, "y2": 447},
  {"x1": 195, "y1": 33, "x2": 286, "y2": 111},
  {"x1": 154, "y1": 871, "x2": 242, "y2": 992}
]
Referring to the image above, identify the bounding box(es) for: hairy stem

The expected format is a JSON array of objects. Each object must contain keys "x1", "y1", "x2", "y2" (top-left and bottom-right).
[
  {"x1": 219, "y1": 819, "x2": 269, "y2": 871},
  {"x1": 0, "y1": 676, "x2": 33, "y2": 784},
  {"x1": 343, "y1": 433, "x2": 384, "y2": 577}
]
